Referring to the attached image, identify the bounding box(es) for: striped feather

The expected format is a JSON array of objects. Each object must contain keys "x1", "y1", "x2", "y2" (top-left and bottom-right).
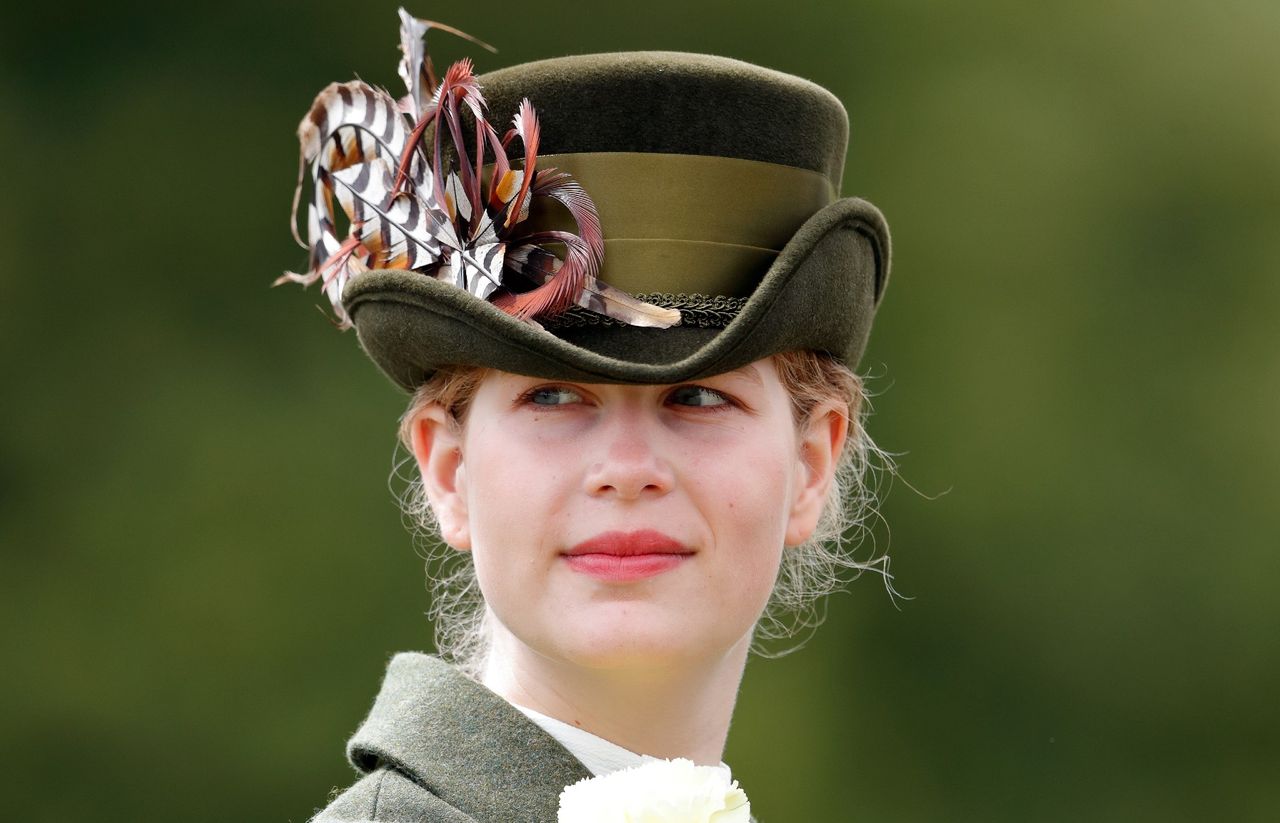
[
  {"x1": 396, "y1": 9, "x2": 434, "y2": 120},
  {"x1": 298, "y1": 82, "x2": 420, "y2": 180},
  {"x1": 283, "y1": 10, "x2": 683, "y2": 332},
  {"x1": 329, "y1": 158, "x2": 457, "y2": 259},
  {"x1": 457, "y1": 242, "x2": 506, "y2": 300},
  {"x1": 396, "y1": 9, "x2": 496, "y2": 120}
]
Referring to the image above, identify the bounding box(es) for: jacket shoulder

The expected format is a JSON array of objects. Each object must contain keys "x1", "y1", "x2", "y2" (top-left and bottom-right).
[{"x1": 310, "y1": 768, "x2": 478, "y2": 823}]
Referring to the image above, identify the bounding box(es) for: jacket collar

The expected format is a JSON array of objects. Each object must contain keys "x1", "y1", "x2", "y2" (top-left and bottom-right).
[{"x1": 346, "y1": 652, "x2": 593, "y2": 822}]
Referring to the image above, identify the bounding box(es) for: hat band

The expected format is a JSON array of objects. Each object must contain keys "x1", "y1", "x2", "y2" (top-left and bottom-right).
[
  {"x1": 592, "y1": 238, "x2": 775, "y2": 297},
  {"x1": 520, "y1": 152, "x2": 837, "y2": 297},
  {"x1": 545, "y1": 292, "x2": 749, "y2": 330}
]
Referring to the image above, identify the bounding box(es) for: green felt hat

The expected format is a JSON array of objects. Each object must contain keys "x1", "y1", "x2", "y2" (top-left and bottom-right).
[{"x1": 340, "y1": 51, "x2": 890, "y2": 390}]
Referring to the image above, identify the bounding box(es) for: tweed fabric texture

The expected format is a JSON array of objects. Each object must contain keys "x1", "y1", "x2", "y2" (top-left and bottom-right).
[{"x1": 310, "y1": 653, "x2": 593, "y2": 822}]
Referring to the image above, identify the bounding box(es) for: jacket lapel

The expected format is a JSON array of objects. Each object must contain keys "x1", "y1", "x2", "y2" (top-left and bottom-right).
[{"x1": 346, "y1": 653, "x2": 593, "y2": 823}]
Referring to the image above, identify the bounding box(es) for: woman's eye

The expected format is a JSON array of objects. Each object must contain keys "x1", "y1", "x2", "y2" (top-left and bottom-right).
[
  {"x1": 667, "y1": 385, "x2": 731, "y2": 408},
  {"x1": 523, "y1": 386, "x2": 583, "y2": 406}
]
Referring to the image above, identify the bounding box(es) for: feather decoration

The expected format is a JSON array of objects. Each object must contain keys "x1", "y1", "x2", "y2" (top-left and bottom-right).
[
  {"x1": 506, "y1": 245, "x2": 682, "y2": 328},
  {"x1": 504, "y1": 99, "x2": 540, "y2": 229},
  {"x1": 491, "y1": 168, "x2": 606, "y2": 319},
  {"x1": 396, "y1": 7, "x2": 497, "y2": 121},
  {"x1": 279, "y1": 80, "x2": 437, "y2": 327},
  {"x1": 279, "y1": 9, "x2": 681, "y2": 331},
  {"x1": 292, "y1": 82, "x2": 432, "y2": 264},
  {"x1": 334, "y1": 160, "x2": 455, "y2": 267}
]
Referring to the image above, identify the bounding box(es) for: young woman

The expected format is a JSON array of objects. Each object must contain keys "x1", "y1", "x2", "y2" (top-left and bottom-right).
[{"x1": 284, "y1": 14, "x2": 892, "y2": 821}]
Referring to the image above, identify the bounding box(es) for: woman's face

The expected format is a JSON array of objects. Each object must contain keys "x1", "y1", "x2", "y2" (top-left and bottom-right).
[{"x1": 413, "y1": 357, "x2": 845, "y2": 669}]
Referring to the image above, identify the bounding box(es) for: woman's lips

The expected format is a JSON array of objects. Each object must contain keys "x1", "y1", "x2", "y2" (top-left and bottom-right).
[{"x1": 562, "y1": 530, "x2": 693, "y2": 581}]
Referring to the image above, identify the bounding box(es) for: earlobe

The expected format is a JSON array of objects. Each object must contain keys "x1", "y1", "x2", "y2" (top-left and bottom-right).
[
  {"x1": 409, "y1": 404, "x2": 472, "y2": 551},
  {"x1": 784, "y1": 401, "x2": 849, "y2": 547}
]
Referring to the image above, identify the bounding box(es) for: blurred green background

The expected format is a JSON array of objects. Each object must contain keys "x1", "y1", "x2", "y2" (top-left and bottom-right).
[{"x1": 2, "y1": 1, "x2": 1277, "y2": 820}]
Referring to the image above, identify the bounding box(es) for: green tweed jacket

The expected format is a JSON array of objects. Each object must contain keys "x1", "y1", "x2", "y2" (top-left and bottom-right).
[{"x1": 310, "y1": 652, "x2": 594, "y2": 822}]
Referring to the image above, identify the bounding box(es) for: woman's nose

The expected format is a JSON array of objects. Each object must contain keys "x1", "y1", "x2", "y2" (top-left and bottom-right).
[{"x1": 582, "y1": 415, "x2": 675, "y2": 500}]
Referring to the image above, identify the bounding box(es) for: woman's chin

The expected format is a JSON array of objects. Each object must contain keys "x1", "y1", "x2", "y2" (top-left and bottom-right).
[
  {"x1": 536, "y1": 615, "x2": 748, "y2": 672},
  {"x1": 557, "y1": 641, "x2": 705, "y2": 672}
]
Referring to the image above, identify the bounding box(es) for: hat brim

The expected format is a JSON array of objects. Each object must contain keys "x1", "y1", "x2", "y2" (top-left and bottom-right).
[{"x1": 343, "y1": 196, "x2": 890, "y2": 391}]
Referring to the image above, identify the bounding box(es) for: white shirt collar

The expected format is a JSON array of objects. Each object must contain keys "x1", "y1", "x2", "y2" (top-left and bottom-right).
[{"x1": 512, "y1": 703, "x2": 733, "y2": 779}]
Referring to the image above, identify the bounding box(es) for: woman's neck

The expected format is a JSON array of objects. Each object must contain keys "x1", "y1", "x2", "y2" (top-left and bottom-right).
[{"x1": 480, "y1": 627, "x2": 751, "y2": 766}]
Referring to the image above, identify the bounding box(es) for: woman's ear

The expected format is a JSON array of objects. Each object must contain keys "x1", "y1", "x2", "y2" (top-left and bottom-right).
[
  {"x1": 784, "y1": 400, "x2": 849, "y2": 547},
  {"x1": 409, "y1": 404, "x2": 471, "y2": 551}
]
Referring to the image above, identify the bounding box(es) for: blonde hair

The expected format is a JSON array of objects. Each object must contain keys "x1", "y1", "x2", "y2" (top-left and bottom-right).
[{"x1": 394, "y1": 352, "x2": 897, "y2": 678}]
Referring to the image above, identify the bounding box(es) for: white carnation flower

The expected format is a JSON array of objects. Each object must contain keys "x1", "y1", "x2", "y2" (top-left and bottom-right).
[{"x1": 558, "y1": 756, "x2": 751, "y2": 823}]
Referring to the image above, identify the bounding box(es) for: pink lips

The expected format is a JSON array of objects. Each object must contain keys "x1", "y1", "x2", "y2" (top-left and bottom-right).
[{"x1": 562, "y1": 529, "x2": 693, "y2": 582}]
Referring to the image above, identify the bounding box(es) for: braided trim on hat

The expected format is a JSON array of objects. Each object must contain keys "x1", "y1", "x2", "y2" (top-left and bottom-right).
[{"x1": 545, "y1": 293, "x2": 748, "y2": 329}]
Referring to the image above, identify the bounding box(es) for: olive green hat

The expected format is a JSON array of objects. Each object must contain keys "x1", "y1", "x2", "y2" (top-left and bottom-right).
[{"x1": 286, "y1": 33, "x2": 890, "y2": 391}]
